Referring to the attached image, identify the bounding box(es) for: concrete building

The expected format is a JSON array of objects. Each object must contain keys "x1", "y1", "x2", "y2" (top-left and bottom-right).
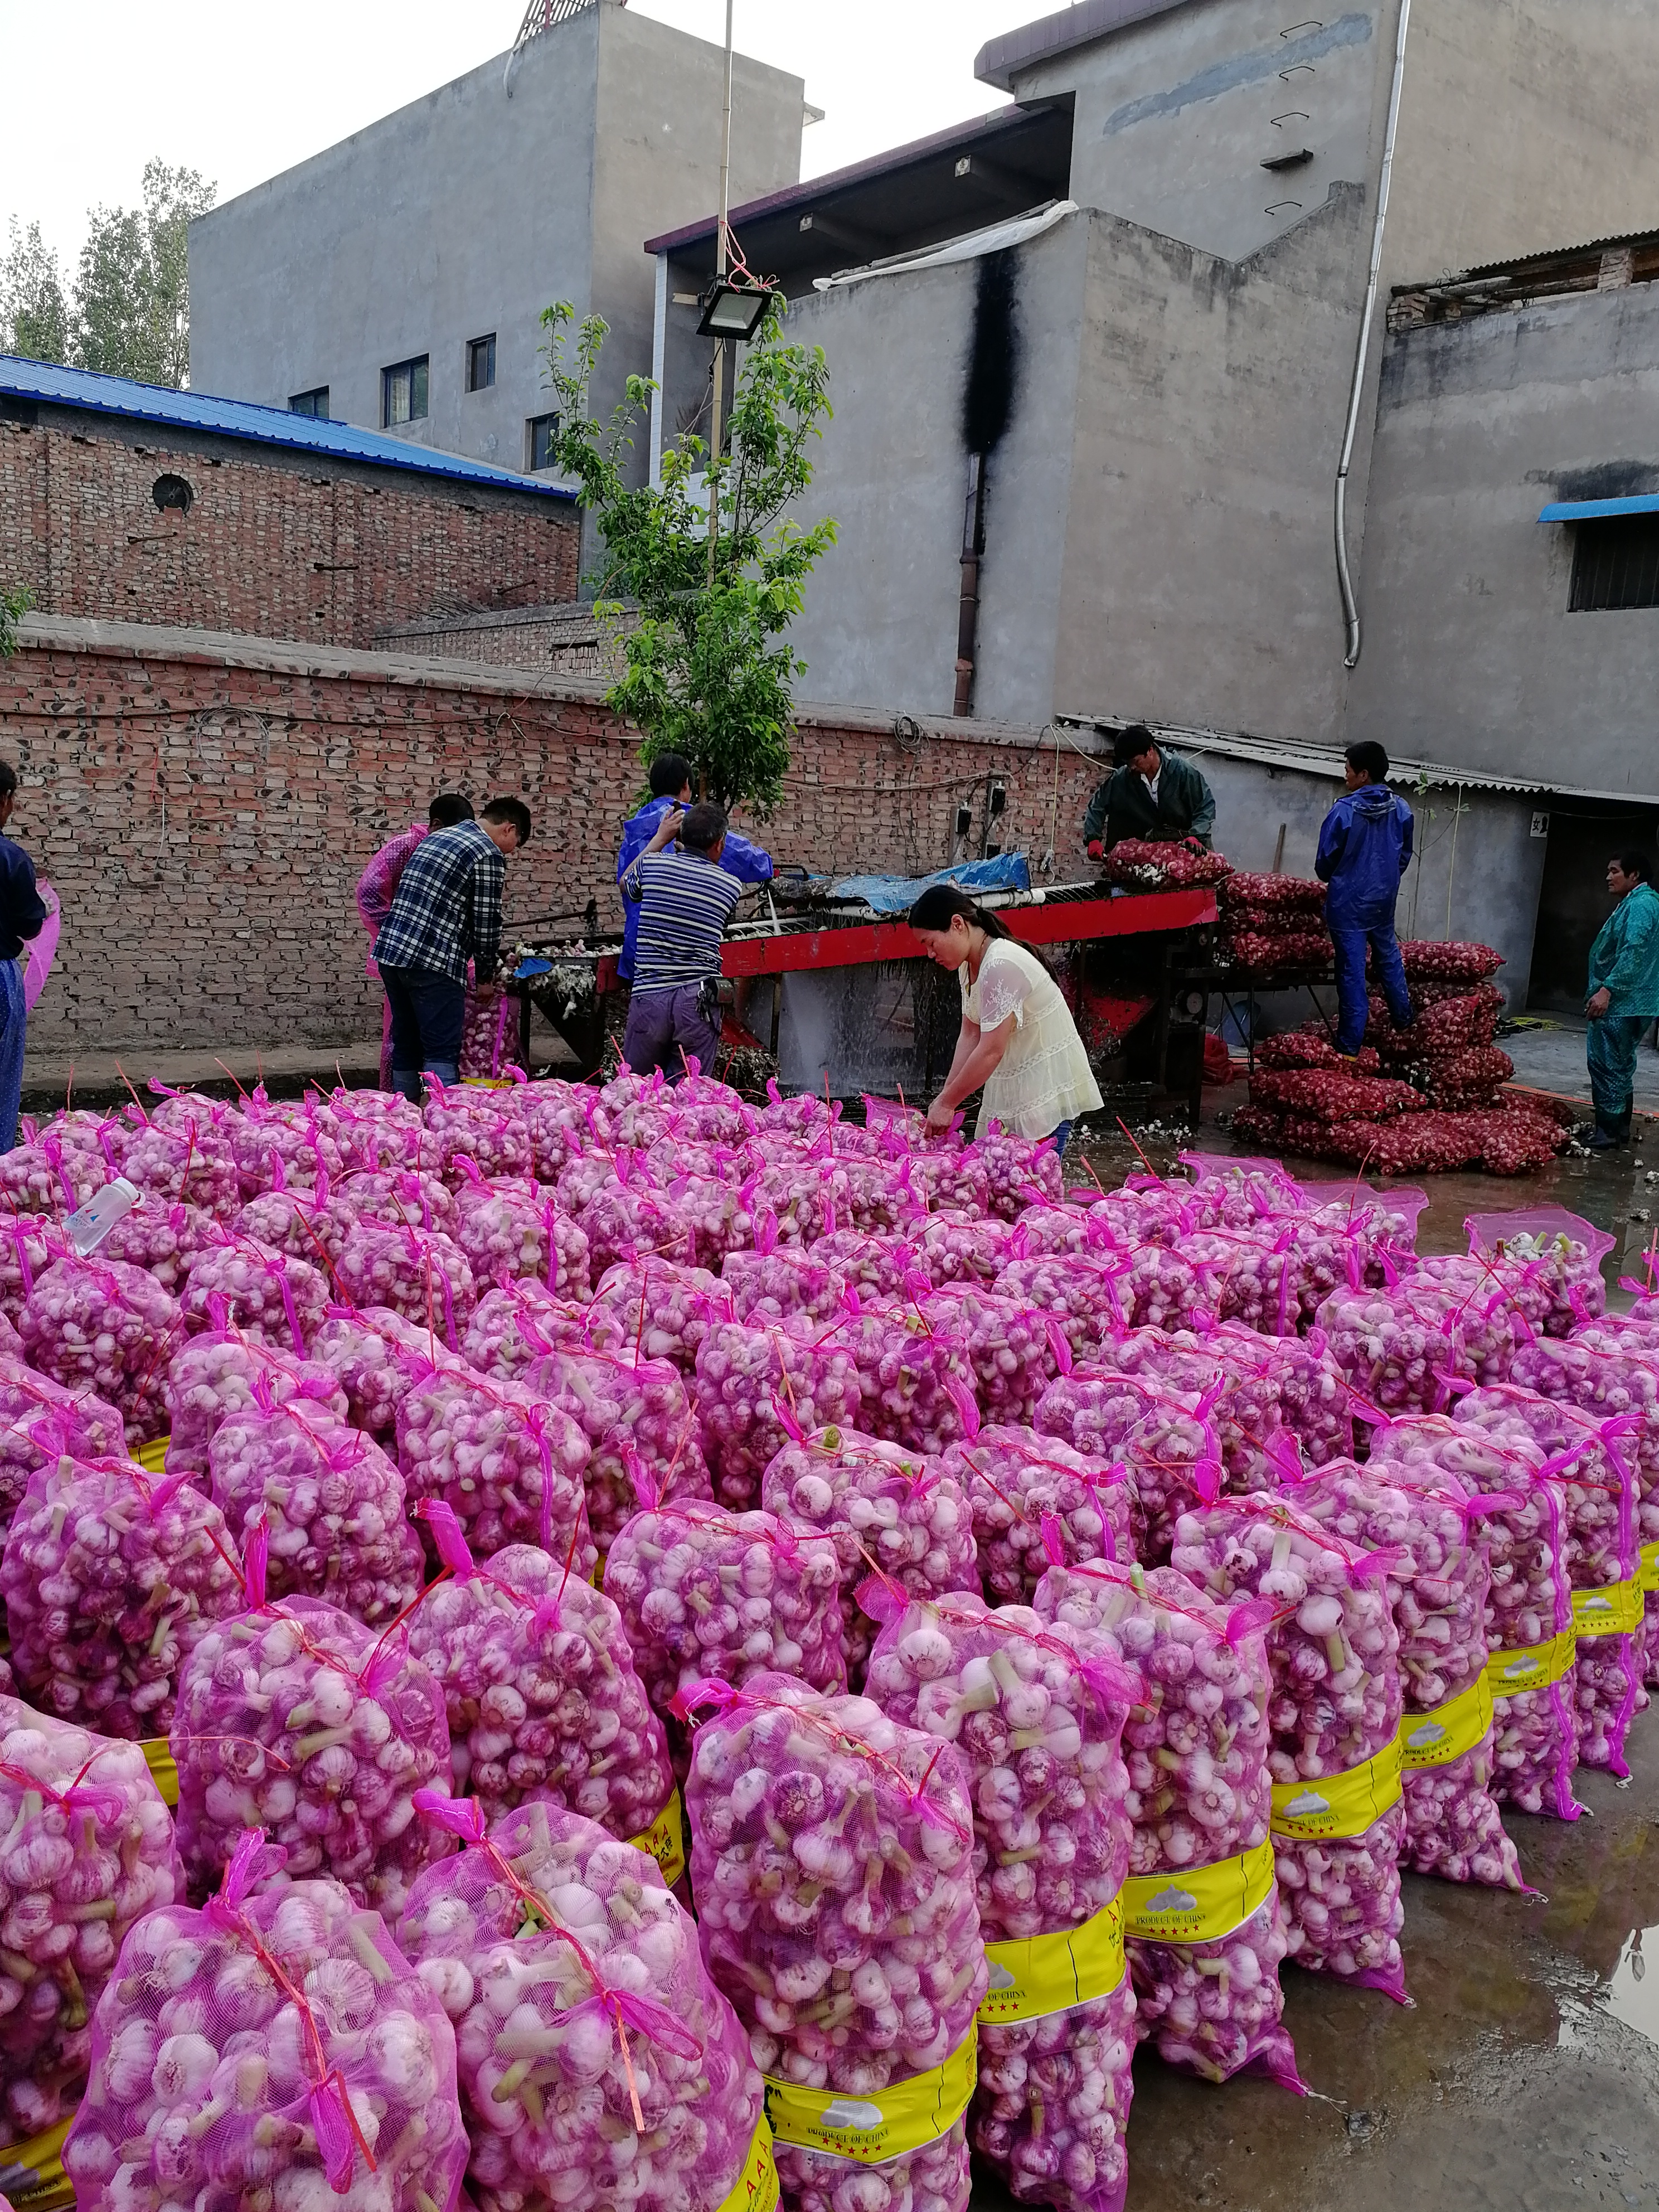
[{"x1": 188, "y1": 0, "x2": 806, "y2": 487}]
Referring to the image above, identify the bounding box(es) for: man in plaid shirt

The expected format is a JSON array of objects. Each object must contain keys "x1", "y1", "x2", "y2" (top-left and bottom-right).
[
  {"x1": 371, "y1": 795, "x2": 533, "y2": 1099},
  {"x1": 356, "y1": 792, "x2": 474, "y2": 1088}
]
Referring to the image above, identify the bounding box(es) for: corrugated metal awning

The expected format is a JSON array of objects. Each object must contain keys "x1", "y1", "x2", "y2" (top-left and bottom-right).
[{"x1": 1539, "y1": 494, "x2": 1659, "y2": 523}]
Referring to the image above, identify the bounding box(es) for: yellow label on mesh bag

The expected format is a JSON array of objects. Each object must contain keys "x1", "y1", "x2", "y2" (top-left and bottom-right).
[
  {"x1": 1398, "y1": 1671, "x2": 1495, "y2": 1772},
  {"x1": 762, "y1": 2024, "x2": 976, "y2": 2167},
  {"x1": 716, "y1": 2114, "x2": 780, "y2": 2212},
  {"x1": 1486, "y1": 1627, "x2": 1576, "y2": 1697},
  {"x1": 1120, "y1": 1839, "x2": 1275, "y2": 1944},
  {"x1": 134, "y1": 1434, "x2": 170, "y2": 1474},
  {"x1": 1642, "y1": 1539, "x2": 1659, "y2": 1597},
  {"x1": 1, "y1": 2113, "x2": 74, "y2": 2210},
  {"x1": 140, "y1": 1738, "x2": 180, "y2": 1808},
  {"x1": 1270, "y1": 1734, "x2": 1403, "y2": 1841},
  {"x1": 627, "y1": 1787, "x2": 686, "y2": 1889},
  {"x1": 978, "y1": 1893, "x2": 1126, "y2": 2026},
  {"x1": 1570, "y1": 1576, "x2": 1643, "y2": 1638}
]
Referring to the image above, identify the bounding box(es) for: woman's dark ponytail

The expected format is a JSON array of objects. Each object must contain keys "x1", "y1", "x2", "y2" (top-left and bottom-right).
[{"x1": 906, "y1": 885, "x2": 1014, "y2": 940}]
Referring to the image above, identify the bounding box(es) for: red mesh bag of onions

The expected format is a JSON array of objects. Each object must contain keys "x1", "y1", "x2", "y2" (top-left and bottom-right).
[
  {"x1": 0, "y1": 1700, "x2": 182, "y2": 2149},
  {"x1": 865, "y1": 1590, "x2": 1139, "y2": 2212},
  {"x1": 1033, "y1": 1559, "x2": 1302, "y2": 2092},
  {"x1": 1367, "y1": 1417, "x2": 1579, "y2": 1820},
  {"x1": 1104, "y1": 840, "x2": 1231, "y2": 890},
  {"x1": 681, "y1": 1672, "x2": 987, "y2": 2212},
  {"x1": 1283, "y1": 1461, "x2": 1525, "y2": 1890},
  {"x1": 943, "y1": 1424, "x2": 1134, "y2": 1603},
  {"x1": 407, "y1": 1502, "x2": 678, "y2": 1855},
  {"x1": 1248, "y1": 1069, "x2": 1426, "y2": 1121},
  {"x1": 396, "y1": 1793, "x2": 771, "y2": 2212},
  {"x1": 63, "y1": 1831, "x2": 468, "y2": 2212},
  {"x1": 0, "y1": 1447, "x2": 244, "y2": 1740},
  {"x1": 760, "y1": 1419, "x2": 977, "y2": 1689},
  {"x1": 206, "y1": 1385, "x2": 425, "y2": 1627},
  {"x1": 171, "y1": 1523, "x2": 454, "y2": 1915},
  {"x1": 162, "y1": 1322, "x2": 348, "y2": 1478},
  {"x1": 396, "y1": 1365, "x2": 596, "y2": 1573},
  {"x1": 19, "y1": 1251, "x2": 184, "y2": 1446},
  {"x1": 1221, "y1": 874, "x2": 1326, "y2": 913},
  {"x1": 1169, "y1": 1496, "x2": 1409, "y2": 2001},
  {"x1": 1400, "y1": 940, "x2": 1504, "y2": 982},
  {"x1": 1253, "y1": 1032, "x2": 1382, "y2": 1076}
]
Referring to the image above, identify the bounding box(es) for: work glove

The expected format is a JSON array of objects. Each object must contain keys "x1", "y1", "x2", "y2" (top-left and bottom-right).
[{"x1": 1086, "y1": 840, "x2": 1103, "y2": 862}]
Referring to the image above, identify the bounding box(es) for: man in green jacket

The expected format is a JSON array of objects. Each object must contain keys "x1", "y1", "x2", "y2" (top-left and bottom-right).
[
  {"x1": 1584, "y1": 850, "x2": 1659, "y2": 1149},
  {"x1": 1083, "y1": 725, "x2": 1216, "y2": 858}
]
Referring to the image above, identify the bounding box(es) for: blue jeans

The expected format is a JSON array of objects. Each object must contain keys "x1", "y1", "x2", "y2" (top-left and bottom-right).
[
  {"x1": 1049, "y1": 1119, "x2": 1074, "y2": 1157},
  {"x1": 0, "y1": 959, "x2": 22, "y2": 1154},
  {"x1": 1587, "y1": 1013, "x2": 1645, "y2": 1125},
  {"x1": 380, "y1": 963, "x2": 467, "y2": 1101},
  {"x1": 1331, "y1": 919, "x2": 1412, "y2": 1055}
]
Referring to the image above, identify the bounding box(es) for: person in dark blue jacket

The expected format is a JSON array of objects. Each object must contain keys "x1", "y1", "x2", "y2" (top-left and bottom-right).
[
  {"x1": 1316, "y1": 740, "x2": 1417, "y2": 1058},
  {"x1": 0, "y1": 758, "x2": 48, "y2": 1154},
  {"x1": 615, "y1": 754, "x2": 773, "y2": 984}
]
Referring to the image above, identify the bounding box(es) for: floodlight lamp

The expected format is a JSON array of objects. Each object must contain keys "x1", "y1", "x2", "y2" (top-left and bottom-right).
[{"x1": 697, "y1": 274, "x2": 777, "y2": 340}]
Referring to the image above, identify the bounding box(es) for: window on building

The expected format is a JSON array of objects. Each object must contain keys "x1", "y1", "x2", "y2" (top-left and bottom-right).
[
  {"x1": 1569, "y1": 514, "x2": 1659, "y2": 612},
  {"x1": 527, "y1": 412, "x2": 560, "y2": 472},
  {"x1": 467, "y1": 334, "x2": 496, "y2": 392},
  {"x1": 289, "y1": 386, "x2": 329, "y2": 419},
  {"x1": 382, "y1": 356, "x2": 429, "y2": 429}
]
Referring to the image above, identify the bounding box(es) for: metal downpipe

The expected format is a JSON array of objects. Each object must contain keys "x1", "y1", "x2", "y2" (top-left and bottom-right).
[{"x1": 1336, "y1": 0, "x2": 1413, "y2": 670}]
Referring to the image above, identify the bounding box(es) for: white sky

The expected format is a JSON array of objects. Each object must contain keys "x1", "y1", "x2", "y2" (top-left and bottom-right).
[{"x1": 2, "y1": 0, "x2": 1027, "y2": 272}]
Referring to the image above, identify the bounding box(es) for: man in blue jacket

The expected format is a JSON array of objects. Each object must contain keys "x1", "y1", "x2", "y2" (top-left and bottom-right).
[
  {"x1": 615, "y1": 754, "x2": 774, "y2": 984},
  {"x1": 0, "y1": 758, "x2": 48, "y2": 1154},
  {"x1": 1316, "y1": 741, "x2": 1416, "y2": 1059},
  {"x1": 1583, "y1": 850, "x2": 1659, "y2": 1149}
]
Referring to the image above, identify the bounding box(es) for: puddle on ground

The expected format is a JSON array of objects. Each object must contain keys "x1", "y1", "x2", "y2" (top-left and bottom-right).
[{"x1": 1601, "y1": 1927, "x2": 1659, "y2": 2049}]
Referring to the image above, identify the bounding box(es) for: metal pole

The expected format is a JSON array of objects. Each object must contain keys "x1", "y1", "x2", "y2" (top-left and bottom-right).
[{"x1": 707, "y1": 0, "x2": 736, "y2": 529}]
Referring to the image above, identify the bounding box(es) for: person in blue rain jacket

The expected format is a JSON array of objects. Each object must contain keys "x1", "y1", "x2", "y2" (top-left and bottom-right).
[
  {"x1": 1316, "y1": 740, "x2": 1417, "y2": 1059},
  {"x1": 615, "y1": 754, "x2": 774, "y2": 984}
]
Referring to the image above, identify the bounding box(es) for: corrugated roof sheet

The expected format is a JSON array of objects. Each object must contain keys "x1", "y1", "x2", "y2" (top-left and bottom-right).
[
  {"x1": 976, "y1": 0, "x2": 1190, "y2": 91},
  {"x1": 0, "y1": 356, "x2": 575, "y2": 502}
]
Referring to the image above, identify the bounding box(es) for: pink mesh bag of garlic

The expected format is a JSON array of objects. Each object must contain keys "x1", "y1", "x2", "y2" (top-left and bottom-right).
[
  {"x1": 942, "y1": 1424, "x2": 1133, "y2": 1604},
  {"x1": 1466, "y1": 1205, "x2": 1616, "y2": 1336},
  {"x1": 336, "y1": 1219, "x2": 478, "y2": 1347},
  {"x1": 63, "y1": 1832, "x2": 467, "y2": 2212},
  {"x1": 1096, "y1": 1391, "x2": 1225, "y2": 1570},
  {"x1": 1, "y1": 1448, "x2": 243, "y2": 1741},
  {"x1": 226, "y1": 1097, "x2": 343, "y2": 1200},
  {"x1": 1169, "y1": 1497, "x2": 1409, "y2": 2001},
  {"x1": 206, "y1": 1387, "x2": 425, "y2": 1627},
  {"x1": 0, "y1": 1358, "x2": 127, "y2": 1547},
  {"x1": 919, "y1": 1280, "x2": 1074, "y2": 1428},
  {"x1": 448, "y1": 1165, "x2": 593, "y2": 1301},
  {"x1": 865, "y1": 1592, "x2": 1138, "y2": 2212},
  {"x1": 1455, "y1": 1382, "x2": 1645, "y2": 1779},
  {"x1": 693, "y1": 1312, "x2": 865, "y2": 1512},
  {"x1": 0, "y1": 1136, "x2": 98, "y2": 1219},
  {"x1": 326, "y1": 1084, "x2": 428, "y2": 1173},
  {"x1": 603, "y1": 1487, "x2": 846, "y2": 1735},
  {"x1": 742, "y1": 1151, "x2": 840, "y2": 1248},
  {"x1": 181, "y1": 1227, "x2": 331, "y2": 1356},
  {"x1": 406, "y1": 1503, "x2": 676, "y2": 1848},
  {"x1": 231, "y1": 1172, "x2": 346, "y2": 1273},
  {"x1": 462, "y1": 1279, "x2": 618, "y2": 1380},
  {"x1": 977, "y1": 1126, "x2": 1065, "y2": 1220},
  {"x1": 1033, "y1": 1558, "x2": 1302, "y2": 2092},
  {"x1": 833, "y1": 1302, "x2": 981, "y2": 1455},
  {"x1": 811, "y1": 1228, "x2": 921, "y2": 1304},
  {"x1": 517, "y1": 1078, "x2": 601, "y2": 1181},
  {"x1": 423, "y1": 1082, "x2": 534, "y2": 1183},
  {"x1": 576, "y1": 1173, "x2": 704, "y2": 1280},
  {"x1": 911, "y1": 1211, "x2": 1023, "y2": 1289},
  {"x1": 518, "y1": 1342, "x2": 711, "y2": 1558},
  {"x1": 396, "y1": 1364, "x2": 596, "y2": 1571},
  {"x1": 396, "y1": 1793, "x2": 769, "y2": 2212},
  {"x1": 0, "y1": 1216, "x2": 58, "y2": 1328},
  {"x1": 20, "y1": 1252, "x2": 183, "y2": 1445},
  {"x1": 163, "y1": 1323, "x2": 348, "y2": 1478},
  {"x1": 334, "y1": 1163, "x2": 459, "y2": 1236},
  {"x1": 0, "y1": 1700, "x2": 182, "y2": 2150},
  {"x1": 1314, "y1": 1272, "x2": 1520, "y2": 1418},
  {"x1": 1092, "y1": 1324, "x2": 1310, "y2": 1500},
  {"x1": 658, "y1": 1170, "x2": 758, "y2": 1270},
  {"x1": 993, "y1": 1250, "x2": 1127, "y2": 1367},
  {"x1": 760, "y1": 1421, "x2": 977, "y2": 1687},
  {"x1": 1285, "y1": 1459, "x2": 1524, "y2": 1889},
  {"x1": 1202, "y1": 1320, "x2": 1355, "y2": 1475},
  {"x1": 590, "y1": 1257, "x2": 732, "y2": 1373},
  {"x1": 722, "y1": 1239, "x2": 850, "y2": 1326},
  {"x1": 1367, "y1": 1415, "x2": 1579, "y2": 1818},
  {"x1": 819, "y1": 1152, "x2": 923, "y2": 1237},
  {"x1": 681, "y1": 1672, "x2": 987, "y2": 2212},
  {"x1": 312, "y1": 1304, "x2": 468, "y2": 1444},
  {"x1": 171, "y1": 1526, "x2": 454, "y2": 1915},
  {"x1": 120, "y1": 1113, "x2": 241, "y2": 1220}
]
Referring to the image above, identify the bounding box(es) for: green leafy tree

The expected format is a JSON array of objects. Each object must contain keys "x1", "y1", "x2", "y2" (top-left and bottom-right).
[
  {"x1": 72, "y1": 160, "x2": 216, "y2": 388},
  {"x1": 541, "y1": 297, "x2": 835, "y2": 813},
  {"x1": 0, "y1": 585, "x2": 29, "y2": 658},
  {"x1": 0, "y1": 220, "x2": 70, "y2": 366}
]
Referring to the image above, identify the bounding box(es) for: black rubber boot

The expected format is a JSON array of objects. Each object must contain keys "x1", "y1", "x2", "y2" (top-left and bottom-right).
[{"x1": 1587, "y1": 1111, "x2": 1632, "y2": 1151}]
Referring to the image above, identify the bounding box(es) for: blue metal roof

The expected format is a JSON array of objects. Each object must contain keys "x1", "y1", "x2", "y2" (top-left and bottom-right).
[
  {"x1": 1539, "y1": 493, "x2": 1659, "y2": 523},
  {"x1": 0, "y1": 355, "x2": 576, "y2": 503}
]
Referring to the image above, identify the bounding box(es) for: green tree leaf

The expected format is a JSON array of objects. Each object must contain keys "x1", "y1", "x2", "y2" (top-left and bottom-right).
[
  {"x1": 0, "y1": 584, "x2": 30, "y2": 659},
  {"x1": 71, "y1": 160, "x2": 216, "y2": 388},
  {"x1": 0, "y1": 220, "x2": 70, "y2": 366}
]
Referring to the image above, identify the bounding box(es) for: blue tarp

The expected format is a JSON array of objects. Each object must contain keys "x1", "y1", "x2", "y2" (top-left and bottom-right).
[{"x1": 829, "y1": 853, "x2": 1031, "y2": 917}]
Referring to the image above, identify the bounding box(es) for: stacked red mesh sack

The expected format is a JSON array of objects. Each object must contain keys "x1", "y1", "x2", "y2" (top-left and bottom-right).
[
  {"x1": 1102, "y1": 838, "x2": 1233, "y2": 890},
  {"x1": 1236, "y1": 942, "x2": 1569, "y2": 1176},
  {"x1": 1217, "y1": 872, "x2": 1332, "y2": 978}
]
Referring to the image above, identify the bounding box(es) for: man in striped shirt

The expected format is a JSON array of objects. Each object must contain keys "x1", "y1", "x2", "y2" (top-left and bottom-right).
[{"x1": 620, "y1": 801, "x2": 744, "y2": 1081}]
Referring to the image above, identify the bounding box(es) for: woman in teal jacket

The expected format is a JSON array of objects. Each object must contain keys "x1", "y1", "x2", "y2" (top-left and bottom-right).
[{"x1": 1585, "y1": 851, "x2": 1659, "y2": 1148}]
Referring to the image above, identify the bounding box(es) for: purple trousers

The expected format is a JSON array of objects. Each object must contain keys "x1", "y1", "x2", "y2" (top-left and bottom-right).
[{"x1": 622, "y1": 984, "x2": 721, "y2": 1084}]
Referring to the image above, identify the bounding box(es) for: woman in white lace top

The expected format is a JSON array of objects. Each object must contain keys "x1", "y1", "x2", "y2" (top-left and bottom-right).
[{"x1": 908, "y1": 886, "x2": 1103, "y2": 1152}]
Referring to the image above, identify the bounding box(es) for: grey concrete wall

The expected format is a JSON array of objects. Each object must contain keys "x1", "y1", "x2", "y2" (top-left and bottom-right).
[
  {"x1": 188, "y1": 2, "x2": 802, "y2": 487},
  {"x1": 1347, "y1": 284, "x2": 1659, "y2": 793},
  {"x1": 1008, "y1": 0, "x2": 1388, "y2": 266}
]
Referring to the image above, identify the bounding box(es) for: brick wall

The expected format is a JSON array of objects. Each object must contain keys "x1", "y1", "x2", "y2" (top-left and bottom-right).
[
  {"x1": 0, "y1": 617, "x2": 1109, "y2": 1057},
  {"x1": 372, "y1": 601, "x2": 630, "y2": 681},
  {"x1": 0, "y1": 415, "x2": 580, "y2": 651}
]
